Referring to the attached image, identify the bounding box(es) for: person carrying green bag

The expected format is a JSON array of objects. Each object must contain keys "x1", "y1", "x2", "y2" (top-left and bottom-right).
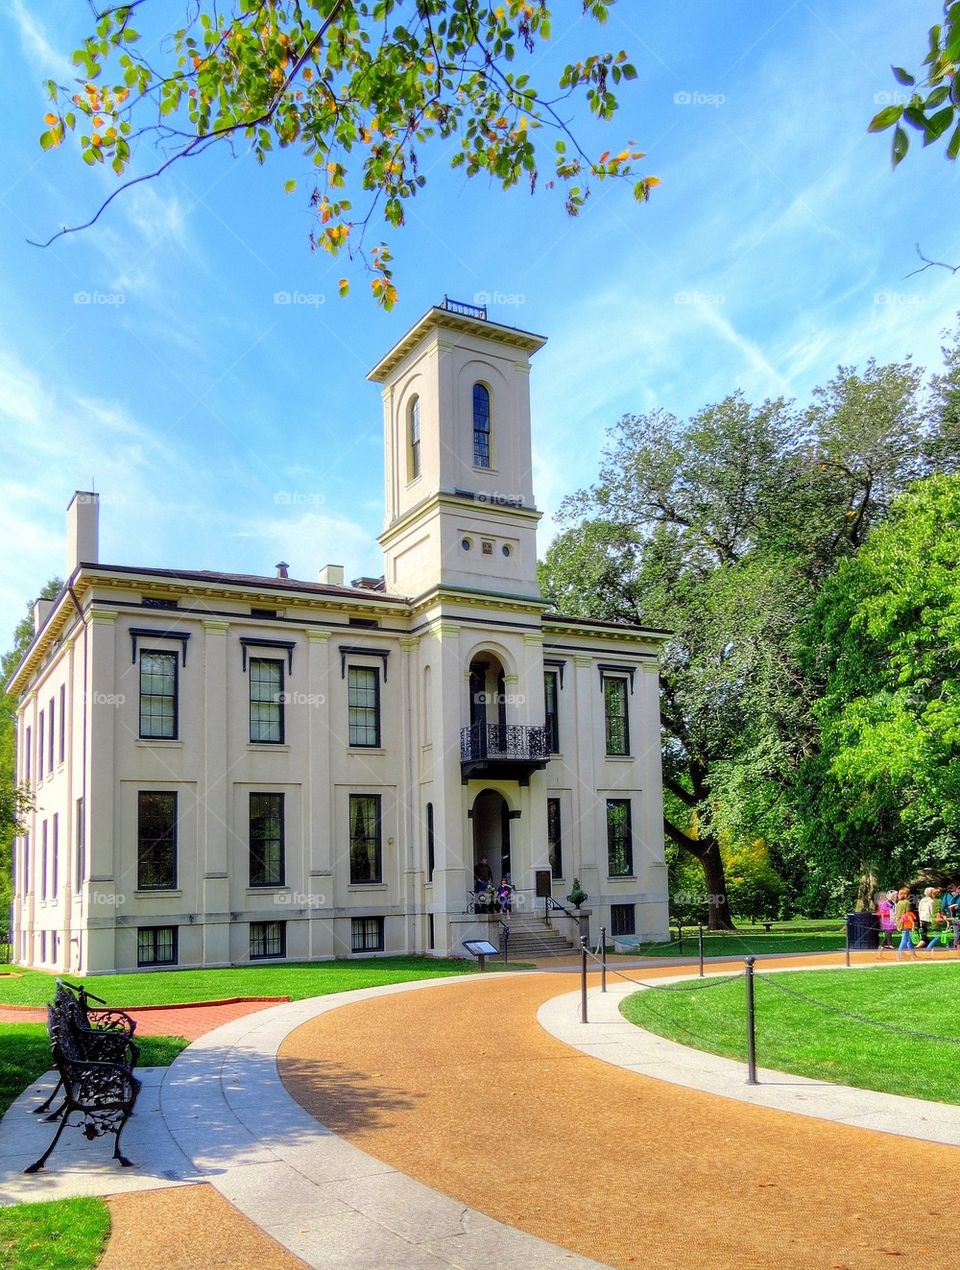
[{"x1": 895, "y1": 888, "x2": 918, "y2": 961}]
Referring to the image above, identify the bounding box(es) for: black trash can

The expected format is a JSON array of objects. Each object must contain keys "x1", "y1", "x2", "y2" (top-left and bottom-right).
[{"x1": 846, "y1": 910, "x2": 879, "y2": 950}]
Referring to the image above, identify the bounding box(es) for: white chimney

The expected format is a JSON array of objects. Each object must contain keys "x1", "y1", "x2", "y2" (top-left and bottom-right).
[
  {"x1": 33, "y1": 597, "x2": 55, "y2": 633},
  {"x1": 319, "y1": 564, "x2": 344, "y2": 586},
  {"x1": 66, "y1": 491, "x2": 99, "y2": 576}
]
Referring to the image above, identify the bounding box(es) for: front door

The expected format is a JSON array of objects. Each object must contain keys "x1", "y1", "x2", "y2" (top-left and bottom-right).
[{"x1": 473, "y1": 789, "x2": 511, "y2": 884}]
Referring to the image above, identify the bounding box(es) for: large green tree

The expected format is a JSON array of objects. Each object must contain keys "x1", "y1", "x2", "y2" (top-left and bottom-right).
[
  {"x1": 36, "y1": 1, "x2": 654, "y2": 305},
  {"x1": 540, "y1": 355, "x2": 954, "y2": 925},
  {"x1": 799, "y1": 475, "x2": 960, "y2": 887}
]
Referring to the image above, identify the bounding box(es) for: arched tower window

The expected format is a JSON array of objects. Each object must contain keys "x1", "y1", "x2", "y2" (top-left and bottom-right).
[
  {"x1": 408, "y1": 395, "x2": 421, "y2": 481},
  {"x1": 472, "y1": 383, "x2": 490, "y2": 468}
]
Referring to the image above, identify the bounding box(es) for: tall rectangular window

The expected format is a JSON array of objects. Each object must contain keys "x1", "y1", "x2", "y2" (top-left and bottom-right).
[
  {"x1": 23, "y1": 832, "x2": 30, "y2": 895},
  {"x1": 348, "y1": 667, "x2": 380, "y2": 747},
  {"x1": 48, "y1": 697, "x2": 55, "y2": 773},
  {"x1": 472, "y1": 383, "x2": 491, "y2": 468},
  {"x1": 547, "y1": 797, "x2": 563, "y2": 879},
  {"x1": 58, "y1": 685, "x2": 66, "y2": 763},
  {"x1": 249, "y1": 658, "x2": 283, "y2": 743},
  {"x1": 38, "y1": 713, "x2": 44, "y2": 781},
  {"x1": 250, "y1": 920, "x2": 285, "y2": 959},
  {"x1": 544, "y1": 671, "x2": 560, "y2": 753},
  {"x1": 76, "y1": 798, "x2": 85, "y2": 891},
  {"x1": 426, "y1": 802, "x2": 435, "y2": 882},
  {"x1": 603, "y1": 677, "x2": 630, "y2": 756},
  {"x1": 409, "y1": 396, "x2": 421, "y2": 480},
  {"x1": 249, "y1": 793, "x2": 284, "y2": 886},
  {"x1": 138, "y1": 791, "x2": 178, "y2": 890},
  {"x1": 607, "y1": 799, "x2": 633, "y2": 877},
  {"x1": 41, "y1": 820, "x2": 48, "y2": 900},
  {"x1": 351, "y1": 916, "x2": 384, "y2": 952},
  {"x1": 349, "y1": 794, "x2": 382, "y2": 884},
  {"x1": 24, "y1": 726, "x2": 31, "y2": 783},
  {"x1": 140, "y1": 651, "x2": 178, "y2": 738},
  {"x1": 51, "y1": 813, "x2": 59, "y2": 897},
  {"x1": 138, "y1": 927, "x2": 178, "y2": 966}
]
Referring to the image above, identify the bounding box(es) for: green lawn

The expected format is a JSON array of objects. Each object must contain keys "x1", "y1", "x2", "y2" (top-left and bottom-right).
[
  {"x1": 621, "y1": 963, "x2": 960, "y2": 1104},
  {"x1": 0, "y1": 1197, "x2": 110, "y2": 1269},
  {"x1": 0, "y1": 955, "x2": 483, "y2": 1008},
  {"x1": 0, "y1": 1024, "x2": 187, "y2": 1116},
  {"x1": 614, "y1": 927, "x2": 846, "y2": 958}
]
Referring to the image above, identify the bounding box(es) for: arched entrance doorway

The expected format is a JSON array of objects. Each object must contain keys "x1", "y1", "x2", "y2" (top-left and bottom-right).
[{"x1": 471, "y1": 788, "x2": 511, "y2": 887}]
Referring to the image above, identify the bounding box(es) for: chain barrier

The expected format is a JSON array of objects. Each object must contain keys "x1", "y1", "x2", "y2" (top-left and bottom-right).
[
  {"x1": 758, "y1": 973, "x2": 960, "y2": 1046},
  {"x1": 581, "y1": 941, "x2": 742, "y2": 995}
]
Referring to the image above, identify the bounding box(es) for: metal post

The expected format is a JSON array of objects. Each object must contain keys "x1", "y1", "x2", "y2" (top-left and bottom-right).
[
  {"x1": 502, "y1": 926, "x2": 509, "y2": 966},
  {"x1": 698, "y1": 923, "x2": 705, "y2": 978},
  {"x1": 677, "y1": 923, "x2": 683, "y2": 953},
  {"x1": 580, "y1": 936, "x2": 588, "y2": 1023},
  {"x1": 478, "y1": 952, "x2": 486, "y2": 973},
  {"x1": 600, "y1": 925, "x2": 607, "y2": 993},
  {"x1": 844, "y1": 917, "x2": 851, "y2": 968},
  {"x1": 745, "y1": 956, "x2": 758, "y2": 1085}
]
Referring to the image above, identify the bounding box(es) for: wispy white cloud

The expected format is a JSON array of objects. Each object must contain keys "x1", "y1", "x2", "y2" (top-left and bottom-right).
[{"x1": 9, "y1": 0, "x2": 74, "y2": 82}]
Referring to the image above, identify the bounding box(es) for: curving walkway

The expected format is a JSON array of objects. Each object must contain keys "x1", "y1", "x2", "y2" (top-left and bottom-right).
[
  {"x1": 279, "y1": 965, "x2": 960, "y2": 1269},
  {"x1": 0, "y1": 958, "x2": 958, "y2": 1268}
]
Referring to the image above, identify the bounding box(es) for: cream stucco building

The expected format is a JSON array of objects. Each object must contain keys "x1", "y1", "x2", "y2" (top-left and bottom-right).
[{"x1": 8, "y1": 301, "x2": 670, "y2": 973}]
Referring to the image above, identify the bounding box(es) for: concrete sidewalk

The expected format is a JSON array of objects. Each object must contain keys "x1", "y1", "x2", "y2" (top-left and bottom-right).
[
  {"x1": 538, "y1": 968, "x2": 960, "y2": 1146},
  {"x1": 0, "y1": 974, "x2": 605, "y2": 1269}
]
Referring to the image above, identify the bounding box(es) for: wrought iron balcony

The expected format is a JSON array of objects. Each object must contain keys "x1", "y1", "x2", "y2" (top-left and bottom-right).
[{"x1": 460, "y1": 723, "x2": 550, "y2": 784}]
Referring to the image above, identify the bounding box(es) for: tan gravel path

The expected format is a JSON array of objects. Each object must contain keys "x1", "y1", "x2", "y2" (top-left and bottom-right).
[
  {"x1": 99, "y1": 1184, "x2": 308, "y2": 1268},
  {"x1": 278, "y1": 965, "x2": 958, "y2": 1270}
]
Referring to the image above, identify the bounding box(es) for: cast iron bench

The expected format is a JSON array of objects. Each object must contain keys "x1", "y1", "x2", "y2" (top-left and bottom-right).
[{"x1": 25, "y1": 980, "x2": 141, "y2": 1173}]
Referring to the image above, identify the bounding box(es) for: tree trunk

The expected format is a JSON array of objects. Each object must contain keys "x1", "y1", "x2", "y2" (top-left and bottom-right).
[
  {"x1": 662, "y1": 816, "x2": 736, "y2": 930},
  {"x1": 855, "y1": 867, "x2": 877, "y2": 913},
  {"x1": 697, "y1": 836, "x2": 736, "y2": 931}
]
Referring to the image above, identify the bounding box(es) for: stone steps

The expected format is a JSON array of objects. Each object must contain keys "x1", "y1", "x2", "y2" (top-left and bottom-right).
[{"x1": 500, "y1": 922, "x2": 577, "y2": 958}]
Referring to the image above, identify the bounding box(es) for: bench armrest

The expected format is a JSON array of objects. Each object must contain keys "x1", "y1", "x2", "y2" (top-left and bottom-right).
[{"x1": 86, "y1": 1007, "x2": 137, "y2": 1038}]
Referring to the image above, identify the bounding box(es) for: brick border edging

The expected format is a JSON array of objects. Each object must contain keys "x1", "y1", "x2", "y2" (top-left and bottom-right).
[{"x1": 0, "y1": 996, "x2": 290, "y2": 1013}]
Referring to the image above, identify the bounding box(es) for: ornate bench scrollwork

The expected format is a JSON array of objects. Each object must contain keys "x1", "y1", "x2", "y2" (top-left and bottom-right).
[{"x1": 25, "y1": 981, "x2": 142, "y2": 1173}]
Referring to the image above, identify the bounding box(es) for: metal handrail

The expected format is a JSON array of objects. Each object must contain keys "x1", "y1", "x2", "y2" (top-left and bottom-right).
[{"x1": 546, "y1": 895, "x2": 581, "y2": 923}]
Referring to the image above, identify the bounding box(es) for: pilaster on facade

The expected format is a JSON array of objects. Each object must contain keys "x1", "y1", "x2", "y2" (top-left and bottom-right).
[{"x1": 7, "y1": 303, "x2": 670, "y2": 973}]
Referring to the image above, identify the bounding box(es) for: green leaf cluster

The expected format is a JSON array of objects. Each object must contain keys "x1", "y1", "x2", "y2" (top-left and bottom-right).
[
  {"x1": 37, "y1": 1, "x2": 655, "y2": 304},
  {"x1": 869, "y1": 3, "x2": 960, "y2": 166}
]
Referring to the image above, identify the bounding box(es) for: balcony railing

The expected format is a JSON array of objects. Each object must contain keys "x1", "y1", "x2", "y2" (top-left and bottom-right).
[
  {"x1": 459, "y1": 724, "x2": 550, "y2": 784},
  {"x1": 441, "y1": 294, "x2": 487, "y2": 321}
]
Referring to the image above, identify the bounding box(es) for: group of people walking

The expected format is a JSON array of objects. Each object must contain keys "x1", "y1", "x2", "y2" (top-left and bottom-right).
[{"x1": 876, "y1": 886, "x2": 960, "y2": 959}]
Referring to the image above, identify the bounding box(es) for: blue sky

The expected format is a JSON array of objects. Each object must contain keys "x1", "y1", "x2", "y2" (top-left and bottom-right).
[{"x1": 1, "y1": 0, "x2": 958, "y2": 644}]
